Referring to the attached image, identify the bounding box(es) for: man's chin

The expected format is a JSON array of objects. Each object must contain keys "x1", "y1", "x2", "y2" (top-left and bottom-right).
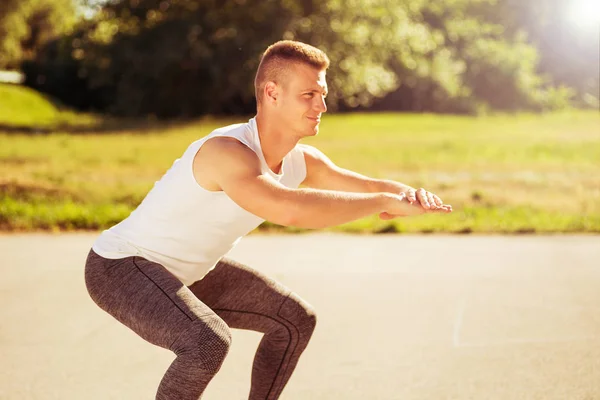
[{"x1": 296, "y1": 124, "x2": 319, "y2": 139}]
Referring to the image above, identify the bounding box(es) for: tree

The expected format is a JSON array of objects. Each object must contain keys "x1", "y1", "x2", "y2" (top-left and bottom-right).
[
  {"x1": 0, "y1": 0, "x2": 78, "y2": 70},
  {"x1": 287, "y1": 0, "x2": 571, "y2": 112},
  {"x1": 26, "y1": 0, "x2": 574, "y2": 117},
  {"x1": 487, "y1": 0, "x2": 598, "y2": 108}
]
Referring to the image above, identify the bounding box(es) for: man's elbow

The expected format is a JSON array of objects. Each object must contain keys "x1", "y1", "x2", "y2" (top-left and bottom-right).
[
  {"x1": 271, "y1": 200, "x2": 304, "y2": 228},
  {"x1": 274, "y1": 212, "x2": 298, "y2": 228},
  {"x1": 278, "y1": 207, "x2": 331, "y2": 230},
  {"x1": 258, "y1": 189, "x2": 329, "y2": 230},
  {"x1": 279, "y1": 216, "x2": 326, "y2": 230},
  {"x1": 254, "y1": 194, "x2": 302, "y2": 228},
  {"x1": 267, "y1": 198, "x2": 323, "y2": 229}
]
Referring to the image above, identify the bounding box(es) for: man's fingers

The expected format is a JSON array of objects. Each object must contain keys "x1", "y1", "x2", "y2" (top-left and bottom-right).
[
  {"x1": 427, "y1": 203, "x2": 452, "y2": 213},
  {"x1": 379, "y1": 212, "x2": 395, "y2": 220},
  {"x1": 406, "y1": 188, "x2": 417, "y2": 203},
  {"x1": 401, "y1": 188, "x2": 452, "y2": 214},
  {"x1": 426, "y1": 192, "x2": 437, "y2": 209},
  {"x1": 417, "y1": 188, "x2": 430, "y2": 208}
]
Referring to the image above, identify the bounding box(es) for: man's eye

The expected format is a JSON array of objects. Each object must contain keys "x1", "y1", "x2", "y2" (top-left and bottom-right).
[{"x1": 304, "y1": 93, "x2": 314, "y2": 98}]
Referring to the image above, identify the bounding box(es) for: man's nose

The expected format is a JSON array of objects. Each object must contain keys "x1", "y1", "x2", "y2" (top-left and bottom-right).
[{"x1": 316, "y1": 96, "x2": 327, "y2": 113}]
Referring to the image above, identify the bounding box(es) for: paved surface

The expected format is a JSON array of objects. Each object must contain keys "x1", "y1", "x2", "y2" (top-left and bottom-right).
[{"x1": 1, "y1": 233, "x2": 600, "y2": 399}]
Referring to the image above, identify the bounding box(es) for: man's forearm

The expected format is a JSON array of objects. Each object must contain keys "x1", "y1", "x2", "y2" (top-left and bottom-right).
[
  {"x1": 302, "y1": 165, "x2": 414, "y2": 196},
  {"x1": 370, "y1": 179, "x2": 414, "y2": 195},
  {"x1": 285, "y1": 188, "x2": 393, "y2": 229}
]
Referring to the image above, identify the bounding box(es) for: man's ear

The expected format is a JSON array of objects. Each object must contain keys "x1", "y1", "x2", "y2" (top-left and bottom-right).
[{"x1": 264, "y1": 81, "x2": 279, "y2": 105}]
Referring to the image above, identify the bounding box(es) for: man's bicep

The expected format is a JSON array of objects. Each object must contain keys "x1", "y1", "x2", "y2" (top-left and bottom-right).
[
  {"x1": 300, "y1": 144, "x2": 375, "y2": 191},
  {"x1": 299, "y1": 144, "x2": 340, "y2": 188},
  {"x1": 220, "y1": 170, "x2": 288, "y2": 214},
  {"x1": 211, "y1": 141, "x2": 295, "y2": 225}
]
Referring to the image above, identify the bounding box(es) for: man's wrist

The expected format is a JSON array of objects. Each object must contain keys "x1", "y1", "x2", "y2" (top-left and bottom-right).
[{"x1": 375, "y1": 179, "x2": 413, "y2": 194}]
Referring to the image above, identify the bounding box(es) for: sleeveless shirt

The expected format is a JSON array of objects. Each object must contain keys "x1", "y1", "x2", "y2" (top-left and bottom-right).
[{"x1": 92, "y1": 117, "x2": 307, "y2": 285}]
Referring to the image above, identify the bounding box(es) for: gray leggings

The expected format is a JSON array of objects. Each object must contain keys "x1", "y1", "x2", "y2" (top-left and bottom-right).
[{"x1": 84, "y1": 249, "x2": 316, "y2": 400}]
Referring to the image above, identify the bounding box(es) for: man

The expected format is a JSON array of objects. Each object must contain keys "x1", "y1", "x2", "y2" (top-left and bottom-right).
[{"x1": 85, "y1": 40, "x2": 452, "y2": 400}]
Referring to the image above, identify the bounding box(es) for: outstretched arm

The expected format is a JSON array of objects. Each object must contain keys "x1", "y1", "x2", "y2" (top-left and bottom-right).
[
  {"x1": 299, "y1": 144, "x2": 452, "y2": 212},
  {"x1": 193, "y1": 137, "x2": 426, "y2": 229}
]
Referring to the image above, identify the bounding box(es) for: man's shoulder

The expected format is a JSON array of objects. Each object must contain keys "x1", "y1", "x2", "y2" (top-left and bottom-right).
[
  {"x1": 296, "y1": 143, "x2": 325, "y2": 159},
  {"x1": 196, "y1": 135, "x2": 260, "y2": 175},
  {"x1": 209, "y1": 120, "x2": 249, "y2": 137},
  {"x1": 193, "y1": 134, "x2": 261, "y2": 190}
]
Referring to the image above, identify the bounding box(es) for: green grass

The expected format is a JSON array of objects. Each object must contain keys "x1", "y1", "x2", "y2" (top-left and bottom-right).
[
  {"x1": 0, "y1": 87, "x2": 599, "y2": 233},
  {"x1": 0, "y1": 83, "x2": 102, "y2": 129}
]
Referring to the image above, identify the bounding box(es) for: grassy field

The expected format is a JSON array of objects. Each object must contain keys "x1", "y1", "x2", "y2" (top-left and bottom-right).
[
  {"x1": 0, "y1": 83, "x2": 101, "y2": 129},
  {"x1": 1, "y1": 84, "x2": 599, "y2": 233}
]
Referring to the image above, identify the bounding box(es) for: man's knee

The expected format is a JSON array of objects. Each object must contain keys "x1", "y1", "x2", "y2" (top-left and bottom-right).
[
  {"x1": 173, "y1": 316, "x2": 232, "y2": 374},
  {"x1": 279, "y1": 292, "x2": 317, "y2": 337}
]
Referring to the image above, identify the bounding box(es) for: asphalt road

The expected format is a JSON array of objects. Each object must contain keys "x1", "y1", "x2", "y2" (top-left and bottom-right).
[{"x1": 1, "y1": 233, "x2": 599, "y2": 399}]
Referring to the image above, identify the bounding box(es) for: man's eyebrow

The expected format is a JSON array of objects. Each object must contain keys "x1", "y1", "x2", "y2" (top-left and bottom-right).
[{"x1": 303, "y1": 87, "x2": 328, "y2": 94}]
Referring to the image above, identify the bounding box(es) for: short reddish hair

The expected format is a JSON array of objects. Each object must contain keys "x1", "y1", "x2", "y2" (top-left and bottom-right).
[{"x1": 254, "y1": 40, "x2": 330, "y2": 106}]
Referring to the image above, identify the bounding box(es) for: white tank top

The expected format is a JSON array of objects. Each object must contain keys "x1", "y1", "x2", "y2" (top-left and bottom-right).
[{"x1": 92, "y1": 117, "x2": 307, "y2": 285}]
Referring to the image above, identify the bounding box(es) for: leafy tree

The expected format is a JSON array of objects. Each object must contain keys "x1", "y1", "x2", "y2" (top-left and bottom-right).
[
  {"x1": 486, "y1": 0, "x2": 598, "y2": 108},
  {"x1": 288, "y1": 0, "x2": 570, "y2": 112},
  {"x1": 26, "y1": 0, "x2": 575, "y2": 117},
  {"x1": 0, "y1": 0, "x2": 78, "y2": 69}
]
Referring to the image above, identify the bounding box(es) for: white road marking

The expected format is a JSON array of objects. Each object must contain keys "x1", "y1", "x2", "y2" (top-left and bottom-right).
[{"x1": 453, "y1": 296, "x2": 467, "y2": 348}]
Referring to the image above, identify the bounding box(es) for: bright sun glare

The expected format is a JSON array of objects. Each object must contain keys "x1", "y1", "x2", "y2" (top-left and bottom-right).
[{"x1": 568, "y1": 0, "x2": 600, "y2": 30}]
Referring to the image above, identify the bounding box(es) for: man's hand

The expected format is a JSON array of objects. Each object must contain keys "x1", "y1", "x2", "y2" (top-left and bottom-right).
[
  {"x1": 404, "y1": 187, "x2": 451, "y2": 211},
  {"x1": 379, "y1": 188, "x2": 452, "y2": 220}
]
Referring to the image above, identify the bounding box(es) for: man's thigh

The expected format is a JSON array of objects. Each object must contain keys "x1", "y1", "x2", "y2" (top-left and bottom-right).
[
  {"x1": 188, "y1": 258, "x2": 297, "y2": 331},
  {"x1": 86, "y1": 252, "x2": 222, "y2": 349}
]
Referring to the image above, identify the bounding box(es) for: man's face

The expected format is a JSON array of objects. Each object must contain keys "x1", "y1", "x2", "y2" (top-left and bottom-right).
[{"x1": 276, "y1": 63, "x2": 328, "y2": 138}]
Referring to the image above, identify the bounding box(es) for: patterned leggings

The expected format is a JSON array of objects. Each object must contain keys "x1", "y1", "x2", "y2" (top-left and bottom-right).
[{"x1": 84, "y1": 250, "x2": 317, "y2": 399}]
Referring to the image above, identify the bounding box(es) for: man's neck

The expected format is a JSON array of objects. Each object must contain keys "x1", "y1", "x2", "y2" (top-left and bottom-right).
[{"x1": 255, "y1": 112, "x2": 300, "y2": 174}]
